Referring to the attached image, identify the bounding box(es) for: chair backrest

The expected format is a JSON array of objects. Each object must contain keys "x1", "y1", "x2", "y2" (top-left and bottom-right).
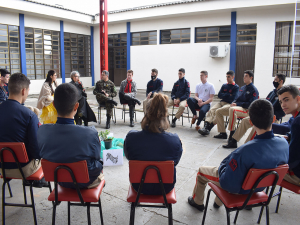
[
  {"x1": 0, "y1": 142, "x2": 28, "y2": 163},
  {"x1": 41, "y1": 159, "x2": 89, "y2": 183},
  {"x1": 242, "y1": 164, "x2": 289, "y2": 190},
  {"x1": 129, "y1": 160, "x2": 174, "y2": 184}
]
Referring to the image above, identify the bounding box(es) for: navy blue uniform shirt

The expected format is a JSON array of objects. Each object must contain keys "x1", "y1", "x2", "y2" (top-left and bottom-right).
[
  {"x1": 171, "y1": 77, "x2": 190, "y2": 101},
  {"x1": 0, "y1": 99, "x2": 40, "y2": 169},
  {"x1": 38, "y1": 117, "x2": 103, "y2": 189},
  {"x1": 233, "y1": 83, "x2": 259, "y2": 109},
  {"x1": 288, "y1": 111, "x2": 300, "y2": 178},
  {"x1": 146, "y1": 78, "x2": 163, "y2": 97},
  {"x1": 218, "y1": 82, "x2": 239, "y2": 104},
  {"x1": 266, "y1": 89, "x2": 285, "y2": 120},
  {"x1": 218, "y1": 131, "x2": 289, "y2": 194},
  {"x1": 124, "y1": 129, "x2": 183, "y2": 195}
]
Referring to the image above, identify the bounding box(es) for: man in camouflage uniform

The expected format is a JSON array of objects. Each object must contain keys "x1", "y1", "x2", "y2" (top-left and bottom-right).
[{"x1": 93, "y1": 70, "x2": 117, "y2": 129}]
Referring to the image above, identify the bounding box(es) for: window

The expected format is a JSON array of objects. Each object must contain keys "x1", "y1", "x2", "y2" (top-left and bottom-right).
[
  {"x1": 131, "y1": 31, "x2": 157, "y2": 45},
  {"x1": 108, "y1": 33, "x2": 127, "y2": 47},
  {"x1": 237, "y1": 24, "x2": 256, "y2": 44},
  {"x1": 273, "y1": 22, "x2": 300, "y2": 77},
  {"x1": 161, "y1": 28, "x2": 190, "y2": 44},
  {"x1": 0, "y1": 24, "x2": 20, "y2": 74},
  {"x1": 25, "y1": 27, "x2": 60, "y2": 80},
  {"x1": 64, "y1": 33, "x2": 91, "y2": 78},
  {"x1": 195, "y1": 26, "x2": 231, "y2": 43}
]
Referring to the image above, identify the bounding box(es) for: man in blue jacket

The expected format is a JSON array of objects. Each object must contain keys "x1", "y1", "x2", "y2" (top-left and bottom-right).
[
  {"x1": 142, "y1": 68, "x2": 163, "y2": 114},
  {"x1": 0, "y1": 73, "x2": 47, "y2": 187},
  {"x1": 38, "y1": 83, "x2": 104, "y2": 189},
  {"x1": 188, "y1": 99, "x2": 289, "y2": 211},
  {"x1": 214, "y1": 70, "x2": 259, "y2": 140},
  {"x1": 168, "y1": 68, "x2": 190, "y2": 127},
  {"x1": 276, "y1": 85, "x2": 300, "y2": 186},
  {"x1": 198, "y1": 70, "x2": 239, "y2": 135},
  {"x1": 223, "y1": 73, "x2": 286, "y2": 148}
]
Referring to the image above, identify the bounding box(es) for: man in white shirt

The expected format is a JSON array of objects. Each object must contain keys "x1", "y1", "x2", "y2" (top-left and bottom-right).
[{"x1": 187, "y1": 71, "x2": 215, "y2": 131}]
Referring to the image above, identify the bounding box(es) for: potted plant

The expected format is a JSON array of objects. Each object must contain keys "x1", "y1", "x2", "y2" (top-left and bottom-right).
[{"x1": 99, "y1": 130, "x2": 114, "y2": 149}]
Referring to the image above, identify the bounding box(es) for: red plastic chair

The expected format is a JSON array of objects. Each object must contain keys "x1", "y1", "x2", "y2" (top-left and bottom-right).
[
  {"x1": 127, "y1": 160, "x2": 177, "y2": 225},
  {"x1": 41, "y1": 159, "x2": 105, "y2": 225},
  {"x1": 273, "y1": 177, "x2": 300, "y2": 213},
  {"x1": 201, "y1": 164, "x2": 289, "y2": 225},
  {"x1": 0, "y1": 142, "x2": 52, "y2": 225}
]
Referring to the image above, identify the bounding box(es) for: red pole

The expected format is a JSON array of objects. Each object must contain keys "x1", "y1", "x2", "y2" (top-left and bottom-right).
[{"x1": 100, "y1": 0, "x2": 108, "y2": 72}]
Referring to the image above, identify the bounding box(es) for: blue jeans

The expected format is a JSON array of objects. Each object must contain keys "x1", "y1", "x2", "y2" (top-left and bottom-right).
[{"x1": 187, "y1": 97, "x2": 211, "y2": 126}]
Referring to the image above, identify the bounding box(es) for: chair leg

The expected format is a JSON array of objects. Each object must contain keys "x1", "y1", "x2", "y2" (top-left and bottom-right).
[
  {"x1": 68, "y1": 202, "x2": 71, "y2": 225},
  {"x1": 135, "y1": 110, "x2": 137, "y2": 122},
  {"x1": 168, "y1": 204, "x2": 173, "y2": 225},
  {"x1": 275, "y1": 186, "x2": 283, "y2": 213},
  {"x1": 266, "y1": 205, "x2": 270, "y2": 225},
  {"x1": 172, "y1": 106, "x2": 174, "y2": 121},
  {"x1": 87, "y1": 203, "x2": 91, "y2": 225},
  {"x1": 48, "y1": 182, "x2": 52, "y2": 193},
  {"x1": 2, "y1": 182, "x2": 6, "y2": 225},
  {"x1": 22, "y1": 181, "x2": 27, "y2": 204},
  {"x1": 52, "y1": 203, "x2": 57, "y2": 225},
  {"x1": 98, "y1": 107, "x2": 100, "y2": 124},
  {"x1": 202, "y1": 189, "x2": 212, "y2": 225},
  {"x1": 98, "y1": 198, "x2": 104, "y2": 225},
  {"x1": 257, "y1": 206, "x2": 265, "y2": 224},
  {"x1": 129, "y1": 203, "x2": 136, "y2": 225},
  {"x1": 29, "y1": 184, "x2": 37, "y2": 225},
  {"x1": 7, "y1": 182, "x2": 13, "y2": 197},
  {"x1": 225, "y1": 207, "x2": 231, "y2": 225},
  {"x1": 234, "y1": 210, "x2": 239, "y2": 224},
  {"x1": 114, "y1": 107, "x2": 116, "y2": 124}
]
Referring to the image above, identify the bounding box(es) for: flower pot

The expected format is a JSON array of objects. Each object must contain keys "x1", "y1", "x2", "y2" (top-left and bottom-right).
[{"x1": 104, "y1": 140, "x2": 112, "y2": 149}]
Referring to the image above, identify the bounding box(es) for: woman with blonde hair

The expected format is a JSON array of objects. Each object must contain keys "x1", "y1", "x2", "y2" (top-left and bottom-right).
[
  {"x1": 124, "y1": 93, "x2": 183, "y2": 195},
  {"x1": 37, "y1": 70, "x2": 58, "y2": 124}
]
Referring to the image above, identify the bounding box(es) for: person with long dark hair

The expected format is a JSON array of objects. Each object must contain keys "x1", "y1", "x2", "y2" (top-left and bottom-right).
[
  {"x1": 37, "y1": 70, "x2": 58, "y2": 124},
  {"x1": 124, "y1": 93, "x2": 183, "y2": 195}
]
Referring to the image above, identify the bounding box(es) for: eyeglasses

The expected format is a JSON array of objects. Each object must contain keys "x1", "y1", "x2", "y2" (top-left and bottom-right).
[{"x1": 74, "y1": 76, "x2": 79, "y2": 78}]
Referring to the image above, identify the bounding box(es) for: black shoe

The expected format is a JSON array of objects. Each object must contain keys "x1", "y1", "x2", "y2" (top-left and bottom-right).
[
  {"x1": 171, "y1": 118, "x2": 177, "y2": 128},
  {"x1": 213, "y1": 202, "x2": 221, "y2": 209},
  {"x1": 106, "y1": 117, "x2": 111, "y2": 129},
  {"x1": 133, "y1": 98, "x2": 141, "y2": 105},
  {"x1": 83, "y1": 118, "x2": 88, "y2": 126},
  {"x1": 223, "y1": 138, "x2": 237, "y2": 148},
  {"x1": 198, "y1": 128, "x2": 209, "y2": 136},
  {"x1": 130, "y1": 120, "x2": 135, "y2": 127},
  {"x1": 188, "y1": 196, "x2": 204, "y2": 211},
  {"x1": 32, "y1": 177, "x2": 49, "y2": 188},
  {"x1": 214, "y1": 133, "x2": 227, "y2": 139},
  {"x1": 228, "y1": 130, "x2": 236, "y2": 141},
  {"x1": 108, "y1": 99, "x2": 118, "y2": 106},
  {"x1": 76, "y1": 118, "x2": 82, "y2": 125}
]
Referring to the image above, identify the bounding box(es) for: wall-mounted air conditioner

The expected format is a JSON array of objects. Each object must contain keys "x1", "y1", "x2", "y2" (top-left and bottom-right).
[{"x1": 209, "y1": 45, "x2": 228, "y2": 58}]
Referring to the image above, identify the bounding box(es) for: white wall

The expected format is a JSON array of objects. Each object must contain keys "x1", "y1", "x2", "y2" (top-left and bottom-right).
[
  {"x1": 0, "y1": 10, "x2": 19, "y2": 26},
  {"x1": 25, "y1": 14, "x2": 60, "y2": 30},
  {"x1": 130, "y1": 12, "x2": 231, "y2": 93},
  {"x1": 64, "y1": 21, "x2": 90, "y2": 35},
  {"x1": 108, "y1": 22, "x2": 126, "y2": 34},
  {"x1": 236, "y1": 5, "x2": 295, "y2": 97}
]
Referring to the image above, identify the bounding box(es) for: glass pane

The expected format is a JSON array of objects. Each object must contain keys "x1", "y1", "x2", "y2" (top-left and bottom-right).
[
  {"x1": 25, "y1": 33, "x2": 34, "y2": 38},
  {"x1": 35, "y1": 34, "x2": 42, "y2": 38},
  {"x1": 25, "y1": 27, "x2": 33, "y2": 33},
  {"x1": 149, "y1": 31, "x2": 157, "y2": 36},
  {"x1": 35, "y1": 49, "x2": 43, "y2": 54},
  {"x1": 0, "y1": 24, "x2": 7, "y2": 30},
  {"x1": 171, "y1": 30, "x2": 180, "y2": 34},
  {"x1": 181, "y1": 33, "x2": 190, "y2": 38},
  {"x1": 26, "y1": 64, "x2": 34, "y2": 69},
  {"x1": 35, "y1": 55, "x2": 43, "y2": 59},
  {"x1": 196, "y1": 28, "x2": 207, "y2": 32},
  {"x1": 208, "y1": 32, "x2": 218, "y2": 37},
  {"x1": 11, "y1": 54, "x2": 19, "y2": 59},
  {"x1": 44, "y1": 30, "x2": 51, "y2": 35},
  {"x1": 0, "y1": 48, "x2": 9, "y2": 53},
  {"x1": 53, "y1": 31, "x2": 59, "y2": 36},
  {"x1": 207, "y1": 38, "x2": 219, "y2": 42},
  {"x1": 35, "y1": 39, "x2": 42, "y2": 44},
  {"x1": 10, "y1": 48, "x2": 19, "y2": 54},
  {"x1": 25, "y1": 39, "x2": 33, "y2": 43},
  {"x1": 53, "y1": 41, "x2": 59, "y2": 45},
  {"x1": 26, "y1": 60, "x2": 34, "y2": 64},
  {"x1": 35, "y1": 44, "x2": 43, "y2": 49},
  {"x1": 9, "y1": 32, "x2": 18, "y2": 37},
  {"x1": 0, "y1": 59, "x2": 9, "y2": 64},
  {"x1": 196, "y1": 38, "x2": 206, "y2": 43},
  {"x1": 11, "y1": 59, "x2": 19, "y2": 64},
  {"x1": 0, "y1": 42, "x2": 8, "y2": 47},
  {"x1": 44, "y1": 55, "x2": 52, "y2": 59},
  {"x1": 0, "y1": 30, "x2": 7, "y2": 35},
  {"x1": 44, "y1": 35, "x2": 51, "y2": 40},
  {"x1": 237, "y1": 24, "x2": 256, "y2": 30},
  {"x1": 132, "y1": 33, "x2": 140, "y2": 37},
  {"x1": 171, "y1": 39, "x2": 180, "y2": 44},
  {"x1": 181, "y1": 29, "x2": 190, "y2": 33},
  {"x1": 196, "y1": 33, "x2": 206, "y2": 38},
  {"x1": 64, "y1": 33, "x2": 70, "y2": 37},
  {"x1": 0, "y1": 36, "x2": 7, "y2": 42},
  {"x1": 181, "y1": 39, "x2": 190, "y2": 43},
  {"x1": 207, "y1": 27, "x2": 218, "y2": 31},
  {"x1": 45, "y1": 60, "x2": 52, "y2": 64},
  {"x1": 141, "y1": 37, "x2": 148, "y2": 41},
  {"x1": 44, "y1": 45, "x2": 52, "y2": 50},
  {"x1": 149, "y1": 41, "x2": 156, "y2": 45},
  {"x1": 35, "y1": 29, "x2": 42, "y2": 33},
  {"x1": 44, "y1": 40, "x2": 52, "y2": 45},
  {"x1": 53, "y1": 36, "x2": 59, "y2": 41}
]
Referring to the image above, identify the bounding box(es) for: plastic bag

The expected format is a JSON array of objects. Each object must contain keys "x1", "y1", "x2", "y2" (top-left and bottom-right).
[{"x1": 100, "y1": 138, "x2": 125, "y2": 158}]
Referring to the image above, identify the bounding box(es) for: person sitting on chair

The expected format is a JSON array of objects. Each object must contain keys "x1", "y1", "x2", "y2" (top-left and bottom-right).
[
  {"x1": 38, "y1": 83, "x2": 104, "y2": 189},
  {"x1": 198, "y1": 70, "x2": 239, "y2": 135},
  {"x1": 124, "y1": 93, "x2": 183, "y2": 195},
  {"x1": 93, "y1": 70, "x2": 117, "y2": 129},
  {"x1": 168, "y1": 68, "x2": 190, "y2": 128},
  {"x1": 187, "y1": 70, "x2": 215, "y2": 131},
  {"x1": 0, "y1": 69, "x2": 10, "y2": 104},
  {"x1": 143, "y1": 68, "x2": 163, "y2": 114},
  {"x1": 119, "y1": 69, "x2": 141, "y2": 127},
  {"x1": 187, "y1": 99, "x2": 289, "y2": 211},
  {"x1": 276, "y1": 85, "x2": 300, "y2": 187},
  {"x1": 0, "y1": 73, "x2": 47, "y2": 187},
  {"x1": 214, "y1": 70, "x2": 259, "y2": 140},
  {"x1": 70, "y1": 71, "x2": 97, "y2": 126},
  {"x1": 222, "y1": 73, "x2": 286, "y2": 148}
]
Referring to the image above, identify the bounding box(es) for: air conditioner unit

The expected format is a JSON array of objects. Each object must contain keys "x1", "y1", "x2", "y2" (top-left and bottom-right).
[{"x1": 209, "y1": 45, "x2": 228, "y2": 58}]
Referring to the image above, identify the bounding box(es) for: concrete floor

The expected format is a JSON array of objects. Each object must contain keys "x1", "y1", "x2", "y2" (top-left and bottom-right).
[{"x1": 0, "y1": 88, "x2": 298, "y2": 225}]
